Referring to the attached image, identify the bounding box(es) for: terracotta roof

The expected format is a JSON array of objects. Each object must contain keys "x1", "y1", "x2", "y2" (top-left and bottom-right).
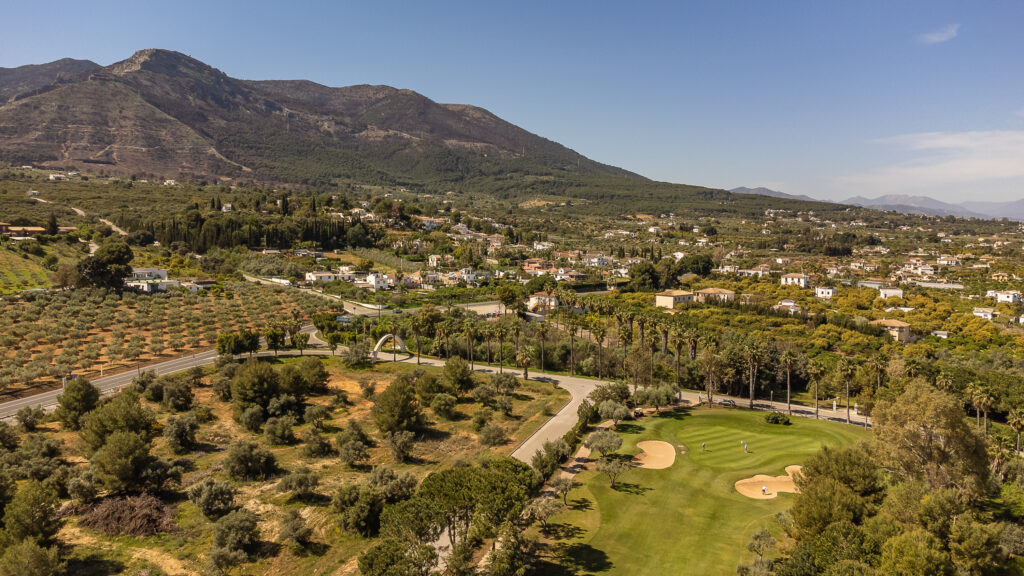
[{"x1": 870, "y1": 319, "x2": 911, "y2": 328}]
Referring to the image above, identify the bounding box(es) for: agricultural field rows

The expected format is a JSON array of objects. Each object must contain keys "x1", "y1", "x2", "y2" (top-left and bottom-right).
[{"x1": 0, "y1": 282, "x2": 337, "y2": 395}]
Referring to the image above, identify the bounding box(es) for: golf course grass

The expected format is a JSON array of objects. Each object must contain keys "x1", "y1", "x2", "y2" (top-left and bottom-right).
[{"x1": 537, "y1": 407, "x2": 870, "y2": 576}]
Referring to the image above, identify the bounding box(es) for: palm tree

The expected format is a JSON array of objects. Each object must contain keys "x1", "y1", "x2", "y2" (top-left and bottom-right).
[
  {"x1": 407, "y1": 313, "x2": 427, "y2": 365},
  {"x1": 483, "y1": 326, "x2": 494, "y2": 366},
  {"x1": 807, "y1": 360, "x2": 826, "y2": 420},
  {"x1": 779, "y1": 349, "x2": 797, "y2": 416},
  {"x1": 536, "y1": 322, "x2": 549, "y2": 371},
  {"x1": 1009, "y1": 408, "x2": 1024, "y2": 452},
  {"x1": 836, "y1": 357, "x2": 858, "y2": 424},
  {"x1": 669, "y1": 326, "x2": 685, "y2": 387},
  {"x1": 511, "y1": 319, "x2": 523, "y2": 358},
  {"x1": 517, "y1": 346, "x2": 535, "y2": 380},
  {"x1": 463, "y1": 319, "x2": 477, "y2": 370},
  {"x1": 684, "y1": 328, "x2": 699, "y2": 361},
  {"x1": 742, "y1": 338, "x2": 765, "y2": 409},
  {"x1": 591, "y1": 322, "x2": 607, "y2": 380},
  {"x1": 966, "y1": 383, "x2": 983, "y2": 428},
  {"x1": 699, "y1": 339, "x2": 723, "y2": 408},
  {"x1": 978, "y1": 390, "x2": 994, "y2": 434},
  {"x1": 434, "y1": 325, "x2": 447, "y2": 359},
  {"x1": 646, "y1": 331, "x2": 659, "y2": 383},
  {"x1": 868, "y1": 354, "x2": 887, "y2": 392},
  {"x1": 657, "y1": 318, "x2": 670, "y2": 356},
  {"x1": 495, "y1": 322, "x2": 508, "y2": 374},
  {"x1": 561, "y1": 311, "x2": 577, "y2": 376}
]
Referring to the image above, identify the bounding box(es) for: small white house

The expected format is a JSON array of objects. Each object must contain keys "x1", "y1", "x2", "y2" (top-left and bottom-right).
[
  {"x1": 815, "y1": 286, "x2": 836, "y2": 300},
  {"x1": 973, "y1": 307, "x2": 996, "y2": 320},
  {"x1": 528, "y1": 291, "x2": 560, "y2": 312},
  {"x1": 305, "y1": 272, "x2": 339, "y2": 283},
  {"x1": 780, "y1": 273, "x2": 811, "y2": 288},
  {"x1": 125, "y1": 268, "x2": 178, "y2": 292},
  {"x1": 128, "y1": 268, "x2": 168, "y2": 281},
  {"x1": 878, "y1": 287, "x2": 904, "y2": 299},
  {"x1": 772, "y1": 299, "x2": 801, "y2": 315},
  {"x1": 994, "y1": 290, "x2": 1023, "y2": 304},
  {"x1": 357, "y1": 273, "x2": 389, "y2": 292}
]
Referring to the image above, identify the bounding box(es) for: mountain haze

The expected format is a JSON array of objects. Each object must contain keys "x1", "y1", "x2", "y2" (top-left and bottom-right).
[
  {"x1": 841, "y1": 194, "x2": 992, "y2": 219},
  {"x1": 730, "y1": 186, "x2": 819, "y2": 202},
  {"x1": 0, "y1": 49, "x2": 638, "y2": 185}
]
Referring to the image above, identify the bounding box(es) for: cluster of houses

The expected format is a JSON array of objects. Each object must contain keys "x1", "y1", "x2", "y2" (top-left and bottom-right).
[{"x1": 304, "y1": 264, "x2": 489, "y2": 292}]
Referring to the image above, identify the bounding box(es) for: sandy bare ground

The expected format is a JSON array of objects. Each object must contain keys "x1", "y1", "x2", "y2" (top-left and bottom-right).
[
  {"x1": 632, "y1": 440, "x2": 676, "y2": 469},
  {"x1": 61, "y1": 525, "x2": 197, "y2": 576},
  {"x1": 735, "y1": 465, "x2": 803, "y2": 499}
]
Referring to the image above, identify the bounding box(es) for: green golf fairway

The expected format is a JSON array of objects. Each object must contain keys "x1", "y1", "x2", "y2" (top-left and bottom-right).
[{"x1": 542, "y1": 408, "x2": 869, "y2": 575}]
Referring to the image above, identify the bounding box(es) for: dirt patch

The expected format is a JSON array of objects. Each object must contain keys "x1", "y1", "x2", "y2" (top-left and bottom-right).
[
  {"x1": 677, "y1": 444, "x2": 688, "y2": 455},
  {"x1": 62, "y1": 525, "x2": 197, "y2": 576},
  {"x1": 734, "y1": 465, "x2": 803, "y2": 499},
  {"x1": 632, "y1": 441, "x2": 676, "y2": 469}
]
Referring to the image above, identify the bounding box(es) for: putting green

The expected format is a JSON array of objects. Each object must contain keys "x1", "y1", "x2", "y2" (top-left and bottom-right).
[{"x1": 541, "y1": 408, "x2": 869, "y2": 576}]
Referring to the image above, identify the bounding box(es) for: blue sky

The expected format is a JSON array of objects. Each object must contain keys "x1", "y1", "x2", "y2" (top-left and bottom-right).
[{"x1": 2, "y1": 1, "x2": 1022, "y2": 202}]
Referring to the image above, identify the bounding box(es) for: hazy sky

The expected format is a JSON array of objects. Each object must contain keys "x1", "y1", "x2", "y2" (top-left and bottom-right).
[{"x1": 2, "y1": 1, "x2": 1022, "y2": 202}]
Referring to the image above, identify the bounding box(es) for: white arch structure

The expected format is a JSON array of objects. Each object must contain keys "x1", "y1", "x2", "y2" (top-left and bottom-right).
[{"x1": 371, "y1": 334, "x2": 408, "y2": 361}]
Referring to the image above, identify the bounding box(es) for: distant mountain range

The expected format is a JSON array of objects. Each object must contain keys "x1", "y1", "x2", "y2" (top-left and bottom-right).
[
  {"x1": 733, "y1": 187, "x2": 1024, "y2": 221},
  {"x1": 730, "y1": 187, "x2": 819, "y2": 203},
  {"x1": 0, "y1": 49, "x2": 638, "y2": 185}
]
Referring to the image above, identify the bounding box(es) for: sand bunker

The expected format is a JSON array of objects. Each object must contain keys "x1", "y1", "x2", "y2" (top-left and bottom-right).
[
  {"x1": 734, "y1": 465, "x2": 803, "y2": 499},
  {"x1": 633, "y1": 441, "x2": 676, "y2": 469}
]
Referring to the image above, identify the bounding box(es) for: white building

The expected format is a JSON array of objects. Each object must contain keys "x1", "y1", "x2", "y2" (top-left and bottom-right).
[
  {"x1": 772, "y1": 299, "x2": 801, "y2": 315},
  {"x1": 125, "y1": 268, "x2": 179, "y2": 292},
  {"x1": 992, "y1": 290, "x2": 1023, "y2": 304},
  {"x1": 815, "y1": 286, "x2": 836, "y2": 299},
  {"x1": 128, "y1": 268, "x2": 168, "y2": 281},
  {"x1": 878, "y1": 287, "x2": 904, "y2": 299},
  {"x1": 973, "y1": 307, "x2": 996, "y2": 320},
  {"x1": 305, "y1": 271, "x2": 339, "y2": 283},
  {"x1": 355, "y1": 273, "x2": 389, "y2": 292},
  {"x1": 528, "y1": 291, "x2": 560, "y2": 313},
  {"x1": 780, "y1": 273, "x2": 811, "y2": 288}
]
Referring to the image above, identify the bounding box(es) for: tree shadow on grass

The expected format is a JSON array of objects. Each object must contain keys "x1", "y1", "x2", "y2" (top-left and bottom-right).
[
  {"x1": 256, "y1": 540, "x2": 283, "y2": 559},
  {"x1": 63, "y1": 552, "x2": 124, "y2": 576},
  {"x1": 290, "y1": 492, "x2": 332, "y2": 506},
  {"x1": 420, "y1": 427, "x2": 452, "y2": 442},
  {"x1": 611, "y1": 481, "x2": 652, "y2": 496},
  {"x1": 613, "y1": 422, "x2": 644, "y2": 435},
  {"x1": 543, "y1": 522, "x2": 586, "y2": 541},
  {"x1": 568, "y1": 496, "x2": 593, "y2": 511},
  {"x1": 561, "y1": 456, "x2": 590, "y2": 475},
  {"x1": 552, "y1": 542, "x2": 614, "y2": 574},
  {"x1": 293, "y1": 540, "x2": 330, "y2": 556},
  {"x1": 655, "y1": 407, "x2": 692, "y2": 420}
]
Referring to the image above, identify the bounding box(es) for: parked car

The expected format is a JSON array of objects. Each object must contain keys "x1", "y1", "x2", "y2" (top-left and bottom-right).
[{"x1": 716, "y1": 398, "x2": 737, "y2": 407}]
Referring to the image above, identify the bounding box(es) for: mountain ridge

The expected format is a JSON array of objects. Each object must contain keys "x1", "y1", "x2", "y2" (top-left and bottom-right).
[
  {"x1": 732, "y1": 186, "x2": 1024, "y2": 221},
  {"x1": 0, "y1": 49, "x2": 639, "y2": 185},
  {"x1": 729, "y1": 186, "x2": 819, "y2": 202}
]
